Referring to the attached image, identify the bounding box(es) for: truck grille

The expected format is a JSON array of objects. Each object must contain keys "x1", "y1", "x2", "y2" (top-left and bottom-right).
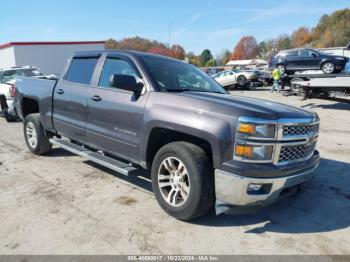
[
  {"x1": 283, "y1": 123, "x2": 319, "y2": 136},
  {"x1": 279, "y1": 142, "x2": 316, "y2": 163}
]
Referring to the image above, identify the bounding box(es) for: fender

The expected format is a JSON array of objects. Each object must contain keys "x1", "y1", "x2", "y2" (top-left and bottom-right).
[{"x1": 140, "y1": 103, "x2": 235, "y2": 168}]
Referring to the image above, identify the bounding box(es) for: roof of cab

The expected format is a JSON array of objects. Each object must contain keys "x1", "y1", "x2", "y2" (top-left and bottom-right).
[{"x1": 72, "y1": 50, "x2": 186, "y2": 63}]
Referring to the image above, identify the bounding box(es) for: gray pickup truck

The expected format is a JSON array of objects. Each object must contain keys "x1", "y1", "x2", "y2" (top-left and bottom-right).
[{"x1": 15, "y1": 50, "x2": 320, "y2": 220}]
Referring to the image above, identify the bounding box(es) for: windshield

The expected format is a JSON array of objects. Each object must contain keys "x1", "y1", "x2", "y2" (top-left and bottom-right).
[
  {"x1": 0, "y1": 68, "x2": 43, "y2": 83},
  {"x1": 141, "y1": 56, "x2": 227, "y2": 94}
]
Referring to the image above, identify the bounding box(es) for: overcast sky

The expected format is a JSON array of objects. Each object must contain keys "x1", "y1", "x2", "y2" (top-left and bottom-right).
[{"x1": 1, "y1": 0, "x2": 349, "y2": 55}]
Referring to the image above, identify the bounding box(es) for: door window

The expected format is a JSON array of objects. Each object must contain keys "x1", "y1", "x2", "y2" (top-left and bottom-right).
[
  {"x1": 299, "y1": 50, "x2": 311, "y2": 57},
  {"x1": 65, "y1": 57, "x2": 98, "y2": 85},
  {"x1": 99, "y1": 58, "x2": 138, "y2": 88}
]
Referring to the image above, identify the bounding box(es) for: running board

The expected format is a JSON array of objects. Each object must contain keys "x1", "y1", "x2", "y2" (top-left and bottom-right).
[{"x1": 49, "y1": 138, "x2": 137, "y2": 176}]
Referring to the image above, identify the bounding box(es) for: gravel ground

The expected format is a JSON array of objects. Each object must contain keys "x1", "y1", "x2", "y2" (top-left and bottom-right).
[{"x1": 0, "y1": 88, "x2": 349, "y2": 255}]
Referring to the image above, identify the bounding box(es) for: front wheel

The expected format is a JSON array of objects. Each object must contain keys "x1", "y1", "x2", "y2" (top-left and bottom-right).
[
  {"x1": 151, "y1": 142, "x2": 215, "y2": 220},
  {"x1": 24, "y1": 114, "x2": 52, "y2": 155}
]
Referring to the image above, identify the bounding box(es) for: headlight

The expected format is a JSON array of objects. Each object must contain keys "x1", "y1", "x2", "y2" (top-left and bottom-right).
[
  {"x1": 234, "y1": 117, "x2": 277, "y2": 162},
  {"x1": 237, "y1": 121, "x2": 276, "y2": 139},
  {"x1": 235, "y1": 144, "x2": 274, "y2": 161}
]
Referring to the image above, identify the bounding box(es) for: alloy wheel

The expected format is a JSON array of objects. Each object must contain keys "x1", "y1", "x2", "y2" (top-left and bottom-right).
[
  {"x1": 26, "y1": 122, "x2": 38, "y2": 149},
  {"x1": 322, "y1": 62, "x2": 334, "y2": 74},
  {"x1": 157, "y1": 157, "x2": 190, "y2": 207}
]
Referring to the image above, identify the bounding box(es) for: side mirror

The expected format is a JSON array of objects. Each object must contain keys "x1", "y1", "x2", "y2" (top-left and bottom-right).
[{"x1": 109, "y1": 74, "x2": 143, "y2": 95}]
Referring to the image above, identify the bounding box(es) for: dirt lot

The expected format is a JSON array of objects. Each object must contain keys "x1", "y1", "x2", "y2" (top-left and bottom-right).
[{"x1": 0, "y1": 89, "x2": 349, "y2": 255}]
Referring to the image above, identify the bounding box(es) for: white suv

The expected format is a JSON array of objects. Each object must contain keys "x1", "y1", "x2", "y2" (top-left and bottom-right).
[{"x1": 0, "y1": 66, "x2": 43, "y2": 122}]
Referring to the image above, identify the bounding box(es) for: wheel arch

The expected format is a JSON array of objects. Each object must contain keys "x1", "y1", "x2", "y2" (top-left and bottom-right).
[
  {"x1": 145, "y1": 127, "x2": 213, "y2": 169},
  {"x1": 21, "y1": 97, "x2": 39, "y2": 118}
]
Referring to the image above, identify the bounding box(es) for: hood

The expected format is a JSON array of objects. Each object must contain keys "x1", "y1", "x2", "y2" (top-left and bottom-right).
[
  {"x1": 326, "y1": 54, "x2": 349, "y2": 61},
  {"x1": 173, "y1": 92, "x2": 315, "y2": 120}
]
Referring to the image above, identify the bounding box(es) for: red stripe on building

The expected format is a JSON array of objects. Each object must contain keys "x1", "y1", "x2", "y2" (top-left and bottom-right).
[{"x1": 0, "y1": 41, "x2": 106, "y2": 50}]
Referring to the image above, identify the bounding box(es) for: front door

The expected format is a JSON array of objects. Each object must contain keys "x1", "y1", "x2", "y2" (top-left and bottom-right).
[
  {"x1": 52, "y1": 55, "x2": 99, "y2": 141},
  {"x1": 86, "y1": 54, "x2": 149, "y2": 161}
]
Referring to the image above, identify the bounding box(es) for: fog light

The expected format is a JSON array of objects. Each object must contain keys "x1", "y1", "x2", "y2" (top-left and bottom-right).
[{"x1": 248, "y1": 183, "x2": 263, "y2": 192}]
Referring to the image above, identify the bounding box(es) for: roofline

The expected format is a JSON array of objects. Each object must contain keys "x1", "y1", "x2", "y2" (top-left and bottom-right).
[{"x1": 0, "y1": 41, "x2": 106, "y2": 50}]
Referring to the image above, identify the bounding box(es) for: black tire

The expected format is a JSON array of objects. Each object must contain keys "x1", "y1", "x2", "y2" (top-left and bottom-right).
[
  {"x1": 237, "y1": 75, "x2": 246, "y2": 86},
  {"x1": 276, "y1": 64, "x2": 286, "y2": 74},
  {"x1": 23, "y1": 113, "x2": 52, "y2": 155},
  {"x1": 4, "y1": 110, "x2": 17, "y2": 122},
  {"x1": 151, "y1": 142, "x2": 215, "y2": 220},
  {"x1": 321, "y1": 61, "x2": 335, "y2": 74}
]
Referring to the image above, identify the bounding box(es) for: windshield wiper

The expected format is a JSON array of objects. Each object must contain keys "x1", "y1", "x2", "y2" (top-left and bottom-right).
[{"x1": 166, "y1": 89, "x2": 192, "y2": 92}]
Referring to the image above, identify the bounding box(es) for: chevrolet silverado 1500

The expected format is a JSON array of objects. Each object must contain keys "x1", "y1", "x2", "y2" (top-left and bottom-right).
[{"x1": 15, "y1": 51, "x2": 320, "y2": 220}]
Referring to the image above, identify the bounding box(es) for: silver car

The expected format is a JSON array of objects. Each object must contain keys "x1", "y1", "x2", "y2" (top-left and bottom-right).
[{"x1": 213, "y1": 70, "x2": 257, "y2": 88}]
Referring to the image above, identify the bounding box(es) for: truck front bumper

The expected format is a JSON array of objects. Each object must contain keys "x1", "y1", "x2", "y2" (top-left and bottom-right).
[{"x1": 215, "y1": 150, "x2": 320, "y2": 213}]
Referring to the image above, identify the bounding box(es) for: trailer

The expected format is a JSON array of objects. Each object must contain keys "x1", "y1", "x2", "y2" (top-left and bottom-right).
[{"x1": 280, "y1": 72, "x2": 350, "y2": 100}]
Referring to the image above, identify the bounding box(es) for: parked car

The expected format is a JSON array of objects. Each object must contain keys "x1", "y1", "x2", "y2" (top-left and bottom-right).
[
  {"x1": 0, "y1": 66, "x2": 44, "y2": 122},
  {"x1": 269, "y1": 48, "x2": 349, "y2": 74},
  {"x1": 15, "y1": 51, "x2": 320, "y2": 220},
  {"x1": 213, "y1": 69, "x2": 258, "y2": 89}
]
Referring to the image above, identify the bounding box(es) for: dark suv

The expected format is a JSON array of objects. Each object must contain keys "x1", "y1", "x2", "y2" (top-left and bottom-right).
[{"x1": 269, "y1": 48, "x2": 349, "y2": 74}]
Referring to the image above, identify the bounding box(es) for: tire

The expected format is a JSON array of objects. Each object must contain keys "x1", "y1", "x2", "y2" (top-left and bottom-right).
[
  {"x1": 321, "y1": 62, "x2": 335, "y2": 74},
  {"x1": 23, "y1": 113, "x2": 52, "y2": 155},
  {"x1": 276, "y1": 64, "x2": 286, "y2": 74},
  {"x1": 237, "y1": 75, "x2": 246, "y2": 87},
  {"x1": 4, "y1": 110, "x2": 17, "y2": 122},
  {"x1": 151, "y1": 142, "x2": 215, "y2": 220}
]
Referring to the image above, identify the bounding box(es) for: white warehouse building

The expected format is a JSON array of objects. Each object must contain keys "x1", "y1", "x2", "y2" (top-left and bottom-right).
[{"x1": 0, "y1": 41, "x2": 105, "y2": 75}]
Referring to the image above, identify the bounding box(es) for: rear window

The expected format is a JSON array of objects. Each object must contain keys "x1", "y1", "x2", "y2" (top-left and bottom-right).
[{"x1": 65, "y1": 57, "x2": 98, "y2": 85}]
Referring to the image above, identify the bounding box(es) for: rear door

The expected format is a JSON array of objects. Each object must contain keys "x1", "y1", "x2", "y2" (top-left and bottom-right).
[
  {"x1": 85, "y1": 53, "x2": 149, "y2": 161},
  {"x1": 285, "y1": 51, "x2": 300, "y2": 70},
  {"x1": 52, "y1": 54, "x2": 100, "y2": 141}
]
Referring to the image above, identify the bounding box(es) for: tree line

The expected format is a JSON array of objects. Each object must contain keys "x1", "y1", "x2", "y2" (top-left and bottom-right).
[{"x1": 106, "y1": 8, "x2": 350, "y2": 66}]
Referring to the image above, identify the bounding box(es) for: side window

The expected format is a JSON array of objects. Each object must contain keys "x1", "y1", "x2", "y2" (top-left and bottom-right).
[
  {"x1": 65, "y1": 57, "x2": 98, "y2": 85},
  {"x1": 299, "y1": 50, "x2": 311, "y2": 57},
  {"x1": 310, "y1": 51, "x2": 318, "y2": 57},
  {"x1": 99, "y1": 58, "x2": 138, "y2": 88}
]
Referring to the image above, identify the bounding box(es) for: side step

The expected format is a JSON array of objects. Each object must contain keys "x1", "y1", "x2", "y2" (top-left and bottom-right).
[{"x1": 49, "y1": 138, "x2": 137, "y2": 176}]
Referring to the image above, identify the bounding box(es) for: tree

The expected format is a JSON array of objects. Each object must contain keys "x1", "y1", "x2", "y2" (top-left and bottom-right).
[
  {"x1": 216, "y1": 49, "x2": 231, "y2": 65},
  {"x1": 186, "y1": 52, "x2": 200, "y2": 65},
  {"x1": 104, "y1": 36, "x2": 177, "y2": 54},
  {"x1": 231, "y1": 36, "x2": 257, "y2": 60},
  {"x1": 311, "y1": 8, "x2": 350, "y2": 47},
  {"x1": 276, "y1": 34, "x2": 292, "y2": 50},
  {"x1": 170, "y1": 44, "x2": 186, "y2": 60},
  {"x1": 291, "y1": 27, "x2": 311, "y2": 48},
  {"x1": 256, "y1": 41, "x2": 269, "y2": 60},
  {"x1": 148, "y1": 45, "x2": 170, "y2": 56},
  {"x1": 199, "y1": 49, "x2": 213, "y2": 66},
  {"x1": 205, "y1": 59, "x2": 217, "y2": 67}
]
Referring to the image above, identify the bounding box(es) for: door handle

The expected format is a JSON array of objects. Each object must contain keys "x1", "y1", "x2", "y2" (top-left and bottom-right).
[
  {"x1": 56, "y1": 89, "x2": 64, "y2": 95},
  {"x1": 90, "y1": 95, "x2": 102, "y2": 102}
]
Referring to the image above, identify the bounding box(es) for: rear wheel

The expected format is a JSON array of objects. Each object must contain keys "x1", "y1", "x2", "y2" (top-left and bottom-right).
[
  {"x1": 322, "y1": 62, "x2": 335, "y2": 74},
  {"x1": 151, "y1": 142, "x2": 215, "y2": 220},
  {"x1": 277, "y1": 64, "x2": 286, "y2": 74},
  {"x1": 24, "y1": 114, "x2": 52, "y2": 155}
]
